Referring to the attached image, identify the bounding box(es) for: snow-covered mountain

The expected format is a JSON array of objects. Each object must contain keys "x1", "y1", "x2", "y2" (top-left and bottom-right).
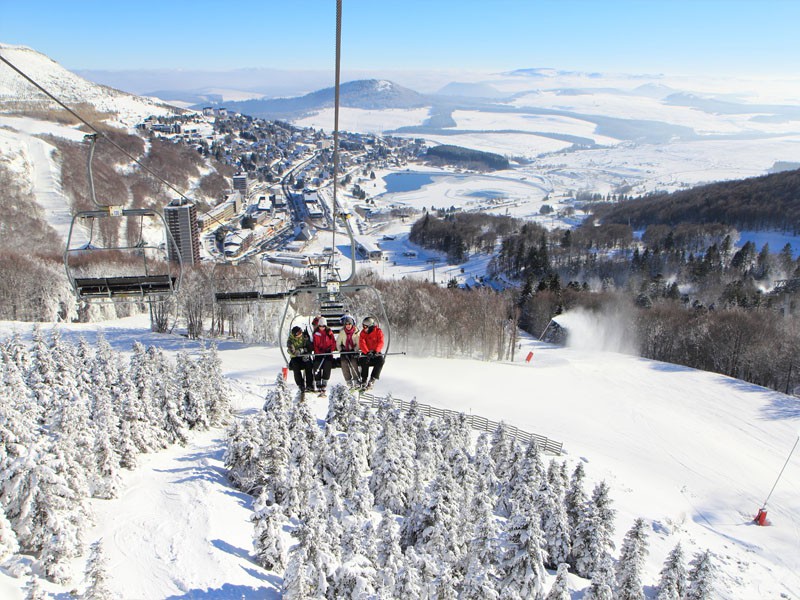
[
  {"x1": 0, "y1": 43, "x2": 182, "y2": 127},
  {"x1": 203, "y1": 79, "x2": 429, "y2": 120}
]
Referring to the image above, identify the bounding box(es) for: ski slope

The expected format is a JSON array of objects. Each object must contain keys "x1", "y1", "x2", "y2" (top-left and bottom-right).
[{"x1": 0, "y1": 314, "x2": 798, "y2": 598}]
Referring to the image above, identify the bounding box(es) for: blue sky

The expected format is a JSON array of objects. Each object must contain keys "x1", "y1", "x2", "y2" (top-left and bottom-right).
[{"x1": 2, "y1": 0, "x2": 799, "y2": 76}]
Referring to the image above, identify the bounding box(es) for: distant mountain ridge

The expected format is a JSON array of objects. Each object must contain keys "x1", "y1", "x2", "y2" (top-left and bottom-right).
[{"x1": 194, "y1": 79, "x2": 430, "y2": 119}]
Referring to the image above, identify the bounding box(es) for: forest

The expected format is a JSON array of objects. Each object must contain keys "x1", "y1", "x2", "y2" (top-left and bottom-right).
[
  {"x1": 591, "y1": 167, "x2": 800, "y2": 233},
  {"x1": 224, "y1": 376, "x2": 715, "y2": 598},
  {"x1": 0, "y1": 328, "x2": 230, "y2": 587},
  {"x1": 425, "y1": 144, "x2": 510, "y2": 171}
]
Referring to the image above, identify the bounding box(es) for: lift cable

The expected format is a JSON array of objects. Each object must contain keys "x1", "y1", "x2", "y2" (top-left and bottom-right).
[{"x1": 0, "y1": 51, "x2": 192, "y2": 204}]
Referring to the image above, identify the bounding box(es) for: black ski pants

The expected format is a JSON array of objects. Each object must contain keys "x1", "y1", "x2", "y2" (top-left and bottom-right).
[
  {"x1": 358, "y1": 353, "x2": 384, "y2": 383},
  {"x1": 289, "y1": 356, "x2": 314, "y2": 390}
]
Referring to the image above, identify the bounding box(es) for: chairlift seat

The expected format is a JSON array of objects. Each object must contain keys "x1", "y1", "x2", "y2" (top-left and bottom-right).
[
  {"x1": 214, "y1": 290, "x2": 263, "y2": 302},
  {"x1": 74, "y1": 275, "x2": 176, "y2": 299}
]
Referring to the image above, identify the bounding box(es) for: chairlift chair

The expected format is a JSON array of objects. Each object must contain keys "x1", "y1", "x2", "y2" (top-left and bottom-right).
[{"x1": 63, "y1": 134, "x2": 182, "y2": 302}]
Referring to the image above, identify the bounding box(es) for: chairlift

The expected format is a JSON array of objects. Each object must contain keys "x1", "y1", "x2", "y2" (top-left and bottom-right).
[
  {"x1": 212, "y1": 258, "x2": 290, "y2": 304},
  {"x1": 277, "y1": 278, "x2": 391, "y2": 365},
  {"x1": 63, "y1": 134, "x2": 182, "y2": 301}
]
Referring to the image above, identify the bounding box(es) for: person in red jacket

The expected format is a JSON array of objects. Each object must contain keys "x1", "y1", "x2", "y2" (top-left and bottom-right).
[
  {"x1": 358, "y1": 316, "x2": 384, "y2": 390},
  {"x1": 312, "y1": 316, "x2": 337, "y2": 393}
]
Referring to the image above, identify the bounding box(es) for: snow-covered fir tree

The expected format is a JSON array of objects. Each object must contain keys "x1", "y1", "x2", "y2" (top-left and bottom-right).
[
  {"x1": 656, "y1": 542, "x2": 688, "y2": 600},
  {"x1": 687, "y1": 549, "x2": 715, "y2": 599},
  {"x1": 536, "y1": 476, "x2": 571, "y2": 570},
  {"x1": 331, "y1": 518, "x2": 379, "y2": 598},
  {"x1": 252, "y1": 501, "x2": 287, "y2": 572},
  {"x1": 176, "y1": 350, "x2": 209, "y2": 430},
  {"x1": 615, "y1": 517, "x2": 649, "y2": 600},
  {"x1": 24, "y1": 574, "x2": 47, "y2": 600},
  {"x1": 417, "y1": 461, "x2": 466, "y2": 568},
  {"x1": 565, "y1": 461, "x2": 588, "y2": 543},
  {"x1": 198, "y1": 343, "x2": 231, "y2": 425},
  {"x1": 545, "y1": 563, "x2": 571, "y2": 600},
  {"x1": 82, "y1": 539, "x2": 115, "y2": 599},
  {"x1": 583, "y1": 553, "x2": 615, "y2": 600},
  {"x1": 0, "y1": 504, "x2": 19, "y2": 559},
  {"x1": 571, "y1": 480, "x2": 615, "y2": 579},
  {"x1": 369, "y1": 401, "x2": 414, "y2": 514},
  {"x1": 376, "y1": 510, "x2": 404, "y2": 594},
  {"x1": 498, "y1": 504, "x2": 547, "y2": 600}
]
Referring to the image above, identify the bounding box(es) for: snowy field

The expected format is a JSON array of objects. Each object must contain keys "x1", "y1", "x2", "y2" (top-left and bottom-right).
[{"x1": 0, "y1": 314, "x2": 798, "y2": 598}]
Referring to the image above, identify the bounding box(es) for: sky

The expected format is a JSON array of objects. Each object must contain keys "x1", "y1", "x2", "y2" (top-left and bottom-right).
[
  {"x1": 1, "y1": 311, "x2": 799, "y2": 598},
  {"x1": 2, "y1": 0, "x2": 800, "y2": 78}
]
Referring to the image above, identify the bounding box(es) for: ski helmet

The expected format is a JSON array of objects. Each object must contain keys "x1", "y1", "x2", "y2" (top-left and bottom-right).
[
  {"x1": 362, "y1": 316, "x2": 376, "y2": 328},
  {"x1": 342, "y1": 314, "x2": 355, "y2": 326}
]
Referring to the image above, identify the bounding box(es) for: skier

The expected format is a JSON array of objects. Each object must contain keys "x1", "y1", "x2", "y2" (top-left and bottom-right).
[
  {"x1": 336, "y1": 314, "x2": 361, "y2": 389},
  {"x1": 312, "y1": 316, "x2": 337, "y2": 394},
  {"x1": 358, "y1": 316, "x2": 384, "y2": 390},
  {"x1": 286, "y1": 325, "x2": 315, "y2": 393}
]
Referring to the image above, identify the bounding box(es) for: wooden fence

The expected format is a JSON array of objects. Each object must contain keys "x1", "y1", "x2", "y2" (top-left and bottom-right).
[{"x1": 358, "y1": 392, "x2": 563, "y2": 456}]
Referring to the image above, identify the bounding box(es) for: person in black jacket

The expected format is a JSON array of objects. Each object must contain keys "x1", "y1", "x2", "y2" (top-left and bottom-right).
[{"x1": 286, "y1": 325, "x2": 315, "y2": 392}]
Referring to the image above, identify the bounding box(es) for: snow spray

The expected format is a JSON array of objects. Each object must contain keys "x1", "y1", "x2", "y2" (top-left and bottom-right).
[{"x1": 552, "y1": 307, "x2": 637, "y2": 354}]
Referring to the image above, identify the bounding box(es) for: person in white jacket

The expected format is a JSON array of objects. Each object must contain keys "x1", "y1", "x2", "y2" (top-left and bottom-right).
[{"x1": 336, "y1": 314, "x2": 360, "y2": 389}]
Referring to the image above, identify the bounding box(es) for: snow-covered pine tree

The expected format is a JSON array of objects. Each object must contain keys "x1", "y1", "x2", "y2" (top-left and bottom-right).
[
  {"x1": 571, "y1": 480, "x2": 616, "y2": 579},
  {"x1": 26, "y1": 324, "x2": 57, "y2": 419},
  {"x1": 82, "y1": 539, "x2": 114, "y2": 599},
  {"x1": 252, "y1": 502, "x2": 287, "y2": 572},
  {"x1": 331, "y1": 517, "x2": 378, "y2": 598},
  {"x1": 545, "y1": 563, "x2": 571, "y2": 600},
  {"x1": 24, "y1": 574, "x2": 47, "y2": 600},
  {"x1": 536, "y1": 477, "x2": 571, "y2": 570},
  {"x1": 376, "y1": 510, "x2": 404, "y2": 594},
  {"x1": 127, "y1": 342, "x2": 168, "y2": 454},
  {"x1": 509, "y1": 438, "x2": 546, "y2": 512},
  {"x1": 330, "y1": 553, "x2": 378, "y2": 599},
  {"x1": 336, "y1": 428, "x2": 370, "y2": 506},
  {"x1": 448, "y1": 447, "x2": 475, "y2": 529},
  {"x1": 460, "y1": 479, "x2": 501, "y2": 600},
  {"x1": 36, "y1": 444, "x2": 88, "y2": 582},
  {"x1": 91, "y1": 419, "x2": 122, "y2": 500},
  {"x1": 285, "y1": 510, "x2": 338, "y2": 598},
  {"x1": 583, "y1": 553, "x2": 615, "y2": 600},
  {"x1": 656, "y1": 542, "x2": 687, "y2": 600},
  {"x1": 147, "y1": 346, "x2": 188, "y2": 446},
  {"x1": 264, "y1": 373, "x2": 292, "y2": 418},
  {"x1": 0, "y1": 503, "x2": 19, "y2": 559},
  {"x1": 498, "y1": 504, "x2": 547, "y2": 600},
  {"x1": 565, "y1": 461, "x2": 588, "y2": 543},
  {"x1": 369, "y1": 402, "x2": 414, "y2": 514},
  {"x1": 198, "y1": 343, "x2": 231, "y2": 426},
  {"x1": 0, "y1": 349, "x2": 39, "y2": 470},
  {"x1": 418, "y1": 461, "x2": 465, "y2": 568},
  {"x1": 324, "y1": 383, "x2": 351, "y2": 430},
  {"x1": 408, "y1": 406, "x2": 439, "y2": 487},
  {"x1": 687, "y1": 550, "x2": 715, "y2": 599},
  {"x1": 430, "y1": 562, "x2": 459, "y2": 600},
  {"x1": 176, "y1": 350, "x2": 209, "y2": 430},
  {"x1": 615, "y1": 517, "x2": 649, "y2": 600},
  {"x1": 394, "y1": 545, "x2": 425, "y2": 598},
  {"x1": 489, "y1": 422, "x2": 516, "y2": 482},
  {"x1": 439, "y1": 412, "x2": 471, "y2": 459}
]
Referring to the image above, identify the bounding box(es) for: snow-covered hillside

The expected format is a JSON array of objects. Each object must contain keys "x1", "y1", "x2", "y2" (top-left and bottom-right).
[
  {"x1": 0, "y1": 314, "x2": 798, "y2": 598},
  {"x1": 0, "y1": 43, "x2": 180, "y2": 127}
]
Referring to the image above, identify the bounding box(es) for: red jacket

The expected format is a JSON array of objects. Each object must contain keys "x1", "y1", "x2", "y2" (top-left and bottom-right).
[
  {"x1": 313, "y1": 327, "x2": 337, "y2": 354},
  {"x1": 359, "y1": 326, "x2": 384, "y2": 353}
]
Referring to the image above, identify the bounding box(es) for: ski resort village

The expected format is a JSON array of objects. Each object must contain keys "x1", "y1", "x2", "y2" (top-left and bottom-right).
[{"x1": 2, "y1": 3, "x2": 800, "y2": 598}]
